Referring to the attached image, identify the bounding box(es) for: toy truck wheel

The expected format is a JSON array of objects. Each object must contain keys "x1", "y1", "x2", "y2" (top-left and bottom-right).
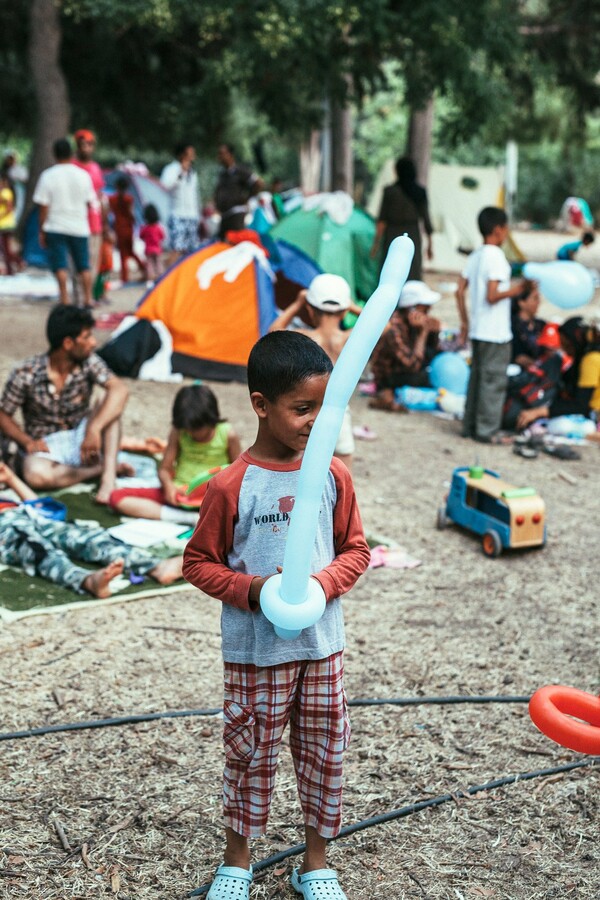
[
  {"x1": 482, "y1": 529, "x2": 502, "y2": 558},
  {"x1": 437, "y1": 505, "x2": 448, "y2": 530}
]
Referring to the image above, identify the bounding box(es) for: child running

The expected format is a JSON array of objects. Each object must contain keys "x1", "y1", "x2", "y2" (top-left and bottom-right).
[
  {"x1": 110, "y1": 383, "x2": 241, "y2": 524},
  {"x1": 183, "y1": 331, "x2": 371, "y2": 900},
  {"x1": 139, "y1": 203, "x2": 165, "y2": 284},
  {"x1": 269, "y1": 274, "x2": 358, "y2": 471}
]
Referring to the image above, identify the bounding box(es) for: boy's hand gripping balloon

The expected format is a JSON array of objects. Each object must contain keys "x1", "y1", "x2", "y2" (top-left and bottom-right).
[
  {"x1": 522, "y1": 260, "x2": 594, "y2": 309},
  {"x1": 260, "y1": 235, "x2": 415, "y2": 639}
]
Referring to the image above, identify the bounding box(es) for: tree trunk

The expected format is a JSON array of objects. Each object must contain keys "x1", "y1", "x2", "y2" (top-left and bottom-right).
[
  {"x1": 406, "y1": 97, "x2": 434, "y2": 186},
  {"x1": 299, "y1": 130, "x2": 322, "y2": 194},
  {"x1": 330, "y1": 96, "x2": 353, "y2": 195},
  {"x1": 20, "y1": 0, "x2": 70, "y2": 236}
]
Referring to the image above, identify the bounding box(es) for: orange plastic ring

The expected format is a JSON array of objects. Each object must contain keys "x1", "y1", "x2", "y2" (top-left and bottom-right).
[{"x1": 529, "y1": 685, "x2": 600, "y2": 755}]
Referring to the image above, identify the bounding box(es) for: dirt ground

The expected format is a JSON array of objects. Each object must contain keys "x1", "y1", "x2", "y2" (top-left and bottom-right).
[{"x1": 0, "y1": 233, "x2": 599, "y2": 899}]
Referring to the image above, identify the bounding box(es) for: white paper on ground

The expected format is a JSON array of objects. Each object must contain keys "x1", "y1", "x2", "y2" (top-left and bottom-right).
[{"x1": 107, "y1": 519, "x2": 185, "y2": 548}]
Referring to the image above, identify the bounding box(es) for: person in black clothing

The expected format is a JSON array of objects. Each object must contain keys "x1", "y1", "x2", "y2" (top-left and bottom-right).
[
  {"x1": 214, "y1": 144, "x2": 263, "y2": 239},
  {"x1": 371, "y1": 156, "x2": 433, "y2": 281},
  {"x1": 515, "y1": 317, "x2": 600, "y2": 430},
  {"x1": 510, "y1": 281, "x2": 546, "y2": 367}
]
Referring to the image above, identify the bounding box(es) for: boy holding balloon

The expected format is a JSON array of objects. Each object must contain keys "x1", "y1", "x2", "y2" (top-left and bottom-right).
[
  {"x1": 456, "y1": 207, "x2": 526, "y2": 443},
  {"x1": 183, "y1": 330, "x2": 370, "y2": 900}
]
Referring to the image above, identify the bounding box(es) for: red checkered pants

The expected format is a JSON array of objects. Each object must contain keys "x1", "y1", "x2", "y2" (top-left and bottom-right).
[{"x1": 222, "y1": 651, "x2": 350, "y2": 839}]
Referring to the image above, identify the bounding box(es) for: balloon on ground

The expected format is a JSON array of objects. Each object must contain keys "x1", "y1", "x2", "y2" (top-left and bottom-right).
[
  {"x1": 260, "y1": 234, "x2": 415, "y2": 639},
  {"x1": 429, "y1": 352, "x2": 470, "y2": 395},
  {"x1": 522, "y1": 260, "x2": 595, "y2": 309}
]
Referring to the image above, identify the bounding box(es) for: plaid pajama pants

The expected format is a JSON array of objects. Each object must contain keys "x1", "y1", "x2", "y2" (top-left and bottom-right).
[{"x1": 222, "y1": 651, "x2": 350, "y2": 839}]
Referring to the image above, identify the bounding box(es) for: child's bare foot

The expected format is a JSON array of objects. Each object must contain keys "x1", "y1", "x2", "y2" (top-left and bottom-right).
[
  {"x1": 149, "y1": 556, "x2": 184, "y2": 585},
  {"x1": 82, "y1": 559, "x2": 125, "y2": 598}
]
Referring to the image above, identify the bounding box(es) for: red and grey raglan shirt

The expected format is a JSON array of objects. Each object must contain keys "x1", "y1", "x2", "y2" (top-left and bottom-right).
[{"x1": 183, "y1": 452, "x2": 371, "y2": 667}]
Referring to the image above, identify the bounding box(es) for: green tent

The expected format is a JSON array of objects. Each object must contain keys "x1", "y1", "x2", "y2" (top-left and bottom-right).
[{"x1": 270, "y1": 205, "x2": 379, "y2": 304}]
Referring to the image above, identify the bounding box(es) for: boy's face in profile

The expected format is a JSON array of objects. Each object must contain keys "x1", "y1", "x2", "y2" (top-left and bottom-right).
[{"x1": 251, "y1": 374, "x2": 330, "y2": 455}]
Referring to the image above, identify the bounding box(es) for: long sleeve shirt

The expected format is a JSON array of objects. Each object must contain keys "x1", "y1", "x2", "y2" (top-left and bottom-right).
[{"x1": 183, "y1": 451, "x2": 370, "y2": 666}]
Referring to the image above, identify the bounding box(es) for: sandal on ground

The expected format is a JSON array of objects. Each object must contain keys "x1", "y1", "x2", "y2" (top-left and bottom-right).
[
  {"x1": 368, "y1": 397, "x2": 408, "y2": 413},
  {"x1": 291, "y1": 867, "x2": 348, "y2": 900},
  {"x1": 513, "y1": 444, "x2": 538, "y2": 459},
  {"x1": 206, "y1": 865, "x2": 253, "y2": 900},
  {"x1": 543, "y1": 445, "x2": 581, "y2": 460},
  {"x1": 352, "y1": 425, "x2": 378, "y2": 440}
]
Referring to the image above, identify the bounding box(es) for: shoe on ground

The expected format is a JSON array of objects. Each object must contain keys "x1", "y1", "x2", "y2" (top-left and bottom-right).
[{"x1": 291, "y1": 867, "x2": 348, "y2": 899}]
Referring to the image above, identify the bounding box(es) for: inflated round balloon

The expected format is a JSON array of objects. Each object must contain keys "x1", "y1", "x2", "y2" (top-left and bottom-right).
[
  {"x1": 429, "y1": 352, "x2": 470, "y2": 395},
  {"x1": 260, "y1": 234, "x2": 415, "y2": 639},
  {"x1": 522, "y1": 261, "x2": 595, "y2": 309},
  {"x1": 529, "y1": 685, "x2": 600, "y2": 755}
]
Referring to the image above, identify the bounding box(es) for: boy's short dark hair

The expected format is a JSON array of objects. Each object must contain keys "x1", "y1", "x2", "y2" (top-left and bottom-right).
[
  {"x1": 172, "y1": 384, "x2": 222, "y2": 430},
  {"x1": 247, "y1": 332, "x2": 333, "y2": 402},
  {"x1": 478, "y1": 206, "x2": 508, "y2": 237},
  {"x1": 46, "y1": 305, "x2": 95, "y2": 350},
  {"x1": 115, "y1": 174, "x2": 130, "y2": 190},
  {"x1": 582, "y1": 231, "x2": 595, "y2": 245},
  {"x1": 53, "y1": 138, "x2": 72, "y2": 162}
]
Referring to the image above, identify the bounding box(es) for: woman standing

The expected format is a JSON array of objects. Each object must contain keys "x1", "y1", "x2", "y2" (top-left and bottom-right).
[{"x1": 371, "y1": 156, "x2": 434, "y2": 280}]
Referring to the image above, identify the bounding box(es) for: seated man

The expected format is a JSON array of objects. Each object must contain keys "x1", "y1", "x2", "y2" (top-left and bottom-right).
[
  {"x1": 369, "y1": 280, "x2": 441, "y2": 411},
  {"x1": 0, "y1": 305, "x2": 128, "y2": 503}
]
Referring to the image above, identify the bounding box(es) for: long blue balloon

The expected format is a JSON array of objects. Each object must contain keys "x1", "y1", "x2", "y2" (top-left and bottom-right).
[
  {"x1": 522, "y1": 260, "x2": 594, "y2": 309},
  {"x1": 261, "y1": 235, "x2": 415, "y2": 638}
]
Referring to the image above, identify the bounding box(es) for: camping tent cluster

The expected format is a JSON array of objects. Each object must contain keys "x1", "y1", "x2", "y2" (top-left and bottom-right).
[
  {"x1": 107, "y1": 192, "x2": 378, "y2": 382},
  {"x1": 99, "y1": 237, "x2": 321, "y2": 382}
]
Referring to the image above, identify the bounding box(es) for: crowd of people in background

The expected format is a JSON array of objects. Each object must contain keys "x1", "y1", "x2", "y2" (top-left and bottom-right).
[
  {"x1": 0, "y1": 140, "x2": 598, "y2": 463},
  {"x1": 0, "y1": 132, "x2": 267, "y2": 306}
]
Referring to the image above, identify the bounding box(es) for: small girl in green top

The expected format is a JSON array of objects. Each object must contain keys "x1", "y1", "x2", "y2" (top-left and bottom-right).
[{"x1": 109, "y1": 384, "x2": 241, "y2": 524}]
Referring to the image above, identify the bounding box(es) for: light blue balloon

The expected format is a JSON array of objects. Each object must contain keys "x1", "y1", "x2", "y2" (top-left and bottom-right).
[
  {"x1": 429, "y1": 352, "x2": 470, "y2": 395},
  {"x1": 260, "y1": 235, "x2": 415, "y2": 639},
  {"x1": 523, "y1": 261, "x2": 595, "y2": 309}
]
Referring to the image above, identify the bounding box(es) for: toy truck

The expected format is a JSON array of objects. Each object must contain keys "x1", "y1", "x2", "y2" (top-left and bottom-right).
[{"x1": 437, "y1": 466, "x2": 546, "y2": 557}]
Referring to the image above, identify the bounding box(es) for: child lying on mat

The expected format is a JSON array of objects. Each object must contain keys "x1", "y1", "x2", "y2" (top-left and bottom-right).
[
  {"x1": 110, "y1": 384, "x2": 241, "y2": 525},
  {"x1": 0, "y1": 461, "x2": 183, "y2": 598}
]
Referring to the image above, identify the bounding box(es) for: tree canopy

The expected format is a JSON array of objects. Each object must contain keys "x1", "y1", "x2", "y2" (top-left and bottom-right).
[{"x1": 2, "y1": 1, "x2": 600, "y2": 164}]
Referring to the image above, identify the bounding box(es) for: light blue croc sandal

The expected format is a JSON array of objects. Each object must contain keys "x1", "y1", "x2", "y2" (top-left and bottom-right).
[
  {"x1": 206, "y1": 864, "x2": 253, "y2": 899},
  {"x1": 290, "y1": 867, "x2": 348, "y2": 899}
]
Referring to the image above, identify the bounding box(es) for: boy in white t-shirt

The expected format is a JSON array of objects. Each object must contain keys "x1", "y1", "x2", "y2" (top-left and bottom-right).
[{"x1": 456, "y1": 207, "x2": 526, "y2": 442}]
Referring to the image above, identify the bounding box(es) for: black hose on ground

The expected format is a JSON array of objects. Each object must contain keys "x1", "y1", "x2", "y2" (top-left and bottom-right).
[
  {"x1": 0, "y1": 695, "x2": 531, "y2": 742},
  {"x1": 187, "y1": 756, "x2": 600, "y2": 897}
]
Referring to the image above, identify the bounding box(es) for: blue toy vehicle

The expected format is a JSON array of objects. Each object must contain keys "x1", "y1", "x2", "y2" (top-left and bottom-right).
[{"x1": 437, "y1": 466, "x2": 546, "y2": 557}]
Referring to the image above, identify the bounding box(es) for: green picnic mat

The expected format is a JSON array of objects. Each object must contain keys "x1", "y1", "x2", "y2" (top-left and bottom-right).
[{"x1": 0, "y1": 483, "x2": 189, "y2": 616}]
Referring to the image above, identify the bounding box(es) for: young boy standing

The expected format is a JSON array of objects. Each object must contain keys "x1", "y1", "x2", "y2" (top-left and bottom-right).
[
  {"x1": 456, "y1": 206, "x2": 525, "y2": 443},
  {"x1": 183, "y1": 331, "x2": 371, "y2": 900}
]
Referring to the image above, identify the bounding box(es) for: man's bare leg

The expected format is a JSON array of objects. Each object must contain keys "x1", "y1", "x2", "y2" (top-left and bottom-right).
[
  {"x1": 80, "y1": 269, "x2": 93, "y2": 308},
  {"x1": 82, "y1": 559, "x2": 125, "y2": 598},
  {"x1": 23, "y1": 455, "x2": 103, "y2": 491},
  {"x1": 55, "y1": 269, "x2": 70, "y2": 305}
]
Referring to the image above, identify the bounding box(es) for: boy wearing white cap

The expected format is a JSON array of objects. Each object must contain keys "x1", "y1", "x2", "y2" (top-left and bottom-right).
[
  {"x1": 369, "y1": 280, "x2": 441, "y2": 411},
  {"x1": 269, "y1": 274, "x2": 358, "y2": 471}
]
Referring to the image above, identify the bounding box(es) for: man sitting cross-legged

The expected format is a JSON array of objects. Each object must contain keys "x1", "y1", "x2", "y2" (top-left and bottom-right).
[{"x1": 0, "y1": 305, "x2": 129, "y2": 504}]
